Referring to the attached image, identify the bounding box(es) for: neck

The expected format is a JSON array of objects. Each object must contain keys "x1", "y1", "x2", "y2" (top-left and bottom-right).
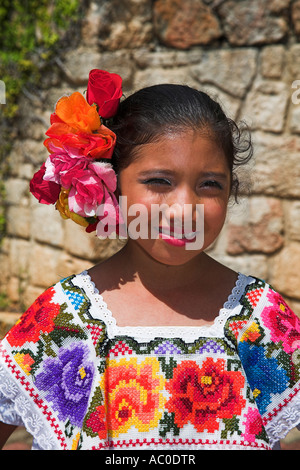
[{"x1": 119, "y1": 240, "x2": 211, "y2": 292}]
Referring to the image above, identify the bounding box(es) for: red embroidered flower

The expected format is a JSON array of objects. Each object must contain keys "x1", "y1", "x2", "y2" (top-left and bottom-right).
[
  {"x1": 7, "y1": 287, "x2": 61, "y2": 347},
  {"x1": 166, "y1": 358, "x2": 246, "y2": 433},
  {"x1": 261, "y1": 290, "x2": 300, "y2": 354},
  {"x1": 85, "y1": 405, "x2": 107, "y2": 440}
]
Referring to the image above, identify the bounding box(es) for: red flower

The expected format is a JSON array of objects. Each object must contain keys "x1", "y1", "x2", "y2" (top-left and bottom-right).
[
  {"x1": 85, "y1": 405, "x2": 107, "y2": 439},
  {"x1": 166, "y1": 358, "x2": 246, "y2": 433},
  {"x1": 7, "y1": 287, "x2": 61, "y2": 347},
  {"x1": 86, "y1": 69, "x2": 123, "y2": 119},
  {"x1": 30, "y1": 163, "x2": 61, "y2": 205}
]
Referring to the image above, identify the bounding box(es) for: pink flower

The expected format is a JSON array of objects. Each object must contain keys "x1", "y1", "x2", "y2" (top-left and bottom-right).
[
  {"x1": 261, "y1": 290, "x2": 300, "y2": 354},
  {"x1": 242, "y1": 407, "x2": 264, "y2": 443},
  {"x1": 44, "y1": 142, "x2": 89, "y2": 185},
  {"x1": 61, "y1": 162, "x2": 117, "y2": 218}
]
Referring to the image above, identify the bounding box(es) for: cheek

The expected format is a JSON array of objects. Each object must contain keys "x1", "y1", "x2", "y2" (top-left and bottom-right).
[{"x1": 203, "y1": 200, "x2": 228, "y2": 227}]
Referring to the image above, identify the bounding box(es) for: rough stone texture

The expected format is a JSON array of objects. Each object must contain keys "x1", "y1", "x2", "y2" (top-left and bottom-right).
[
  {"x1": 1, "y1": 0, "x2": 300, "y2": 318},
  {"x1": 153, "y1": 0, "x2": 222, "y2": 49},
  {"x1": 218, "y1": 0, "x2": 289, "y2": 46}
]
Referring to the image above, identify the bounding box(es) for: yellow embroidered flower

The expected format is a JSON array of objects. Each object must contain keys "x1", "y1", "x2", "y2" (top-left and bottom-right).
[
  {"x1": 240, "y1": 322, "x2": 261, "y2": 343},
  {"x1": 101, "y1": 357, "x2": 165, "y2": 437},
  {"x1": 14, "y1": 353, "x2": 34, "y2": 376}
]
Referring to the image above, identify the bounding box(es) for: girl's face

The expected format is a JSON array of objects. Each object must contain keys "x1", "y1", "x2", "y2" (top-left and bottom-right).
[{"x1": 118, "y1": 129, "x2": 231, "y2": 266}]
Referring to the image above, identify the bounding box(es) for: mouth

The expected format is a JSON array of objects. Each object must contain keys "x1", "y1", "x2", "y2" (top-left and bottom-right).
[{"x1": 157, "y1": 226, "x2": 198, "y2": 246}]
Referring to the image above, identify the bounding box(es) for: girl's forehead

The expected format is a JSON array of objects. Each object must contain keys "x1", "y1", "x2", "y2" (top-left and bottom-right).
[{"x1": 127, "y1": 130, "x2": 229, "y2": 171}]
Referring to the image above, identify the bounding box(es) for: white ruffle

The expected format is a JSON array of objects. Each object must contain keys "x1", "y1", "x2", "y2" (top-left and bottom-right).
[
  {"x1": 76, "y1": 271, "x2": 255, "y2": 341},
  {"x1": 0, "y1": 364, "x2": 59, "y2": 450},
  {"x1": 264, "y1": 385, "x2": 300, "y2": 448}
]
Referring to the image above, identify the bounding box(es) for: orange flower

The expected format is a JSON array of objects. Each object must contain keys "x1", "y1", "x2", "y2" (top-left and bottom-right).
[
  {"x1": 56, "y1": 188, "x2": 89, "y2": 227},
  {"x1": 44, "y1": 122, "x2": 116, "y2": 160},
  {"x1": 102, "y1": 357, "x2": 165, "y2": 437},
  {"x1": 55, "y1": 92, "x2": 101, "y2": 134}
]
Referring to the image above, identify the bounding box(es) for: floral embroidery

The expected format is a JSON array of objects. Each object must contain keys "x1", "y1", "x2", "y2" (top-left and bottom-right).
[
  {"x1": 1, "y1": 273, "x2": 300, "y2": 450},
  {"x1": 238, "y1": 342, "x2": 289, "y2": 414},
  {"x1": 6, "y1": 287, "x2": 60, "y2": 347},
  {"x1": 102, "y1": 357, "x2": 166, "y2": 437},
  {"x1": 35, "y1": 342, "x2": 95, "y2": 427},
  {"x1": 14, "y1": 352, "x2": 35, "y2": 376},
  {"x1": 242, "y1": 407, "x2": 266, "y2": 443},
  {"x1": 261, "y1": 290, "x2": 300, "y2": 354},
  {"x1": 165, "y1": 358, "x2": 246, "y2": 433}
]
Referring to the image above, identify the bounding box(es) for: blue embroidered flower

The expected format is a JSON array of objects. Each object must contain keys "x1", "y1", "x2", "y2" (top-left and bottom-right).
[
  {"x1": 238, "y1": 342, "x2": 288, "y2": 415},
  {"x1": 35, "y1": 342, "x2": 94, "y2": 426}
]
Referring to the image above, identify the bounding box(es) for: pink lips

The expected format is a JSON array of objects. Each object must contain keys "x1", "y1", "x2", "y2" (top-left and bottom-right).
[{"x1": 158, "y1": 227, "x2": 197, "y2": 247}]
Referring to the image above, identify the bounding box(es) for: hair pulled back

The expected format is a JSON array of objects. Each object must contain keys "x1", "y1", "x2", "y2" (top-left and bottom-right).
[{"x1": 109, "y1": 84, "x2": 252, "y2": 200}]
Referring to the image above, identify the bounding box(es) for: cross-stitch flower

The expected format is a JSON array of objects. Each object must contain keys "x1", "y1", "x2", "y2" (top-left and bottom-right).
[
  {"x1": 102, "y1": 357, "x2": 165, "y2": 437},
  {"x1": 261, "y1": 290, "x2": 300, "y2": 354},
  {"x1": 85, "y1": 405, "x2": 107, "y2": 439},
  {"x1": 242, "y1": 407, "x2": 265, "y2": 443},
  {"x1": 238, "y1": 342, "x2": 289, "y2": 415},
  {"x1": 165, "y1": 358, "x2": 246, "y2": 433},
  {"x1": 7, "y1": 287, "x2": 60, "y2": 347},
  {"x1": 35, "y1": 342, "x2": 95, "y2": 427}
]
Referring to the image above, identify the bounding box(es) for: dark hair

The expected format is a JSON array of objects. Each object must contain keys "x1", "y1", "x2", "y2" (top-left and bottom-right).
[{"x1": 109, "y1": 84, "x2": 253, "y2": 200}]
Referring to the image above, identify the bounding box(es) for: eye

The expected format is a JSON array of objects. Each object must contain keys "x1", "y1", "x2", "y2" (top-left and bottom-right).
[
  {"x1": 201, "y1": 180, "x2": 223, "y2": 190},
  {"x1": 142, "y1": 178, "x2": 172, "y2": 186}
]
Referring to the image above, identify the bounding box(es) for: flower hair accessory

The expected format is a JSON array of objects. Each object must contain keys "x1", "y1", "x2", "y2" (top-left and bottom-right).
[{"x1": 30, "y1": 69, "x2": 123, "y2": 237}]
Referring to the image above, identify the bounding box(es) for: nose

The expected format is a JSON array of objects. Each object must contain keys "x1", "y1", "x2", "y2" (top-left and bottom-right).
[{"x1": 163, "y1": 185, "x2": 199, "y2": 229}]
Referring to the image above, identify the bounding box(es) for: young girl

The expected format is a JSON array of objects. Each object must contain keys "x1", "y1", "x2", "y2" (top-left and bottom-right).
[{"x1": 0, "y1": 70, "x2": 299, "y2": 450}]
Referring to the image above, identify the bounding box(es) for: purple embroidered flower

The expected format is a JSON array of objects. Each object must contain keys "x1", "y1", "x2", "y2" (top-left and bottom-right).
[
  {"x1": 154, "y1": 341, "x2": 183, "y2": 355},
  {"x1": 35, "y1": 342, "x2": 94, "y2": 426}
]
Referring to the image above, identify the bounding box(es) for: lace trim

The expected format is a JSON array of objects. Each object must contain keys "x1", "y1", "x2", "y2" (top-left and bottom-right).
[
  {"x1": 74, "y1": 271, "x2": 255, "y2": 341},
  {"x1": 264, "y1": 385, "x2": 300, "y2": 448},
  {"x1": 0, "y1": 360, "x2": 59, "y2": 450}
]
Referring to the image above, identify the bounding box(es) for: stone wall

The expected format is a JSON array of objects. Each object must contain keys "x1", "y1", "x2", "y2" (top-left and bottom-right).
[{"x1": 1, "y1": 0, "x2": 300, "y2": 317}]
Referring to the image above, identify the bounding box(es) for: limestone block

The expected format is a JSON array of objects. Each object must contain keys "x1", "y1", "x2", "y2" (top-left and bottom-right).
[
  {"x1": 133, "y1": 67, "x2": 198, "y2": 90},
  {"x1": 270, "y1": 243, "x2": 300, "y2": 300},
  {"x1": 284, "y1": 200, "x2": 300, "y2": 242},
  {"x1": 287, "y1": 44, "x2": 300, "y2": 78},
  {"x1": 226, "y1": 196, "x2": 284, "y2": 255},
  {"x1": 218, "y1": 0, "x2": 288, "y2": 46},
  {"x1": 6, "y1": 206, "x2": 31, "y2": 239},
  {"x1": 56, "y1": 252, "x2": 94, "y2": 280},
  {"x1": 8, "y1": 140, "x2": 48, "y2": 176},
  {"x1": 63, "y1": 49, "x2": 134, "y2": 88},
  {"x1": 8, "y1": 238, "x2": 32, "y2": 278},
  {"x1": 63, "y1": 218, "x2": 124, "y2": 261},
  {"x1": 289, "y1": 102, "x2": 300, "y2": 135},
  {"x1": 28, "y1": 243, "x2": 63, "y2": 288},
  {"x1": 292, "y1": 0, "x2": 300, "y2": 36},
  {"x1": 191, "y1": 49, "x2": 258, "y2": 99},
  {"x1": 260, "y1": 45, "x2": 285, "y2": 79},
  {"x1": 30, "y1": 201, "x2": 64, "y2": 247},
  {"x1": 251, "y1": 132, "x2": 300, "y2": 198},
  {"x1": 243, "y1": 80, "x2": 288, "y2": 133},
  {"x1": 4, "y1": 179, "x2": 30, "y2": 205},
  {"x1": 133, "y1": 48, "x2": 203, "y2": 69},
  {"x1": 153, "y1": 0, "x2": 222, "y2": 49}
]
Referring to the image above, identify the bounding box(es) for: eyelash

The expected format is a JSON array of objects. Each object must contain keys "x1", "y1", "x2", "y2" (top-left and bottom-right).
[{"x1": 142, "y1": 178, "x2": 171, "y2": 186}]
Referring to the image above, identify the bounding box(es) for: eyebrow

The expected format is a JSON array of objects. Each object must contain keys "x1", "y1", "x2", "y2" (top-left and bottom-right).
[{"x1": 138, "y1": 169, "x2": 229, "y2": 180}]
